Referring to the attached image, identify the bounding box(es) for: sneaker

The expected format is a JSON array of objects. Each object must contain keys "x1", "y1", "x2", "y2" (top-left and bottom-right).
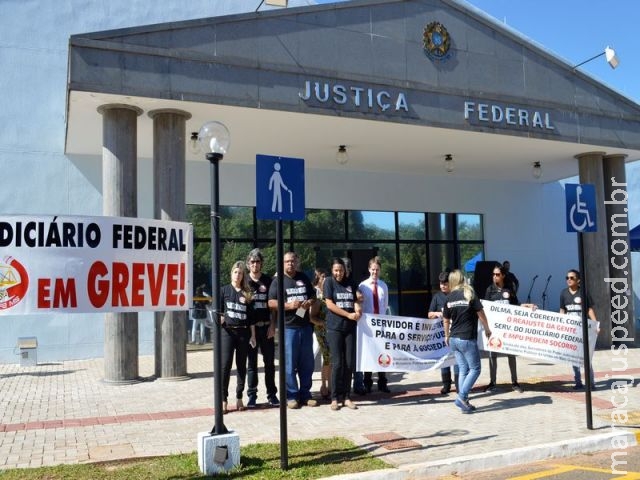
[
  {"x1": 267, "y1": 395, "x2": 280, "y2": 406},
  {"x1": 484, "y1": 383, "x2": 496, "y2": 393},
  {"x1": 573, "y1": 383, "x2": 584, "y2": 390},
  {"x1": 287, "y1": 399, "x2": 300, "y2": 409},
  {"x1": 343, "y1": 399, "x2": 358, "y2": 410},
  {"x1": 247, "y1": 396, "x2": 257, "y2": 408},
  {"x1": 454, "y1": 397, "x2": 473, "y2": 414},
  {"x1": 440, "y1": 385, "x2": 452, "y2": 395},
  {"x1": 303, "y1": 399, "x2": 319, "y2": 407},
  {"x1": 512, "y1": 383, "x2": 523, "y2": 393}
]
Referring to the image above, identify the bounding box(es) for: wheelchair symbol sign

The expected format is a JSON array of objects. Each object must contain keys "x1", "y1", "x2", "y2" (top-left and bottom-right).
[{"x1": 565, "y1": 183, "x2": 597, "y2": 233}]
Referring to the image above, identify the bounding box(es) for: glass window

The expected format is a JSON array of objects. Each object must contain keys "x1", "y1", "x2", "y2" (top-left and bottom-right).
[
  {"x1": 428, "y1": 243, "x2": 456, "y2": 275},
  {"x1": 220, "y1": 206, "x2": 253, "y2": 238},
  {"x1": 187, "y1": 204, "x2": 211, "y2": 240},
  {"x1": 349, "y1": 211, "x2": 395, "y2": 240},
  {"x1": 220, "y1": 241, "x2": 254, "y2": 284},
  {"x1": 427, "y1": 213, "x2": 455, "y2": 241},
  {"x1": 398, "y1": 212, "x2": 425, "y2": 240},
  {"x1": 257, "y1": 219, "x2": 290, "y2": 240},
  {"x1": 460, "y1": 245, "x2": 484, "y2": 275},
  {"x1": 296, "y1": 209, "x2": 345, "y2": 240},
  {"x1": 457, "y1": 214, "x2": 483, "y2": 241},
  {"x1": 398, "y1": 244, "x2": 427, "y2": 317}
]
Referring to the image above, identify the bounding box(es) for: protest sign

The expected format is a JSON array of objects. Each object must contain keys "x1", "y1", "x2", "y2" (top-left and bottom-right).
[
  {"x1": 356, "y1": 313, "x2": 455, "y2": 372},
  {"x1": 0, "y1": 215, "x2": 192, "y2": 314},
  {"x1": 480, "y1": 300, "x2": 598, "y2": 367}
]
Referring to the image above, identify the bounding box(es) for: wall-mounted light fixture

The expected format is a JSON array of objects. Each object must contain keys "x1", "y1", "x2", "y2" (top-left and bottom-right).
[
  {"x1": 336, "y1": 145, "x2": 349, "y2": 165},
  {"x1": 189, "y1": 131, "x2": 200, "y2": 154},
  {"x1": 444, "y1": 153, "x2": 455, "y2": 173},
  {"x1": 573, "y1": 46, "x2": 619, "y2": 70},
  {"x1": 532, "y1": 161, "x2": 542, "y2": 179}
]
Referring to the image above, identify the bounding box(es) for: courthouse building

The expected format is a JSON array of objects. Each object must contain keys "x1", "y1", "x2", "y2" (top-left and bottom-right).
[{"x1": 1, "y1": 0, "x2": 638, "y2": 379}]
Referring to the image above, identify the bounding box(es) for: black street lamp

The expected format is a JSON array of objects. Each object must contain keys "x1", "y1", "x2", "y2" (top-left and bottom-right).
[{"x1": 198, "y1": 121, "x2": 230, "y2": 435}]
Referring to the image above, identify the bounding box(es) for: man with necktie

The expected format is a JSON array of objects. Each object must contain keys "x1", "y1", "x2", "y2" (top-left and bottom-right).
[{"x1": 356, "y1": 256, "x2": 391, "y2": 393}]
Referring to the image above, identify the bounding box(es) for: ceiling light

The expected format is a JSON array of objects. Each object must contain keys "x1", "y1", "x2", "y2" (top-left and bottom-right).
[
  {"x1": 444, "y1": 154, "x2": 454, "y2": 173},
  {"x1": 532, "y1": 161, "x2": 542, "y2": 179},
  {"x1": 336, "y1": 145, "x2": 349, "y2": 165}
]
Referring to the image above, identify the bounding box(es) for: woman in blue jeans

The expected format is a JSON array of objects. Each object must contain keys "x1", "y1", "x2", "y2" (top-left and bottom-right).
[{"x1": 442, "y1": 270, "x2": 492, "y2": 413}]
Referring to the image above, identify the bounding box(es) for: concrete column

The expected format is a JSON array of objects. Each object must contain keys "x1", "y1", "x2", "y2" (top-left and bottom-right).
[
  {"x1": 148, "y1": 109, "x2": 192, "y2": 380},
  {"x1": 602, "y1": 153, "x2": 636, "y2": 347},
  {"x1": 575, "y1": 151, "x2": 610, "y2": 348},
  {"x1": 98, "y1": 103, "x2": 143, "y2": 384}
]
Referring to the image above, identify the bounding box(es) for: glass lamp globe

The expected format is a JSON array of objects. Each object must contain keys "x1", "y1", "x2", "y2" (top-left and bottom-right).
[{"x1": 198, "y1": 121, "x2": 230, "y2": 156}]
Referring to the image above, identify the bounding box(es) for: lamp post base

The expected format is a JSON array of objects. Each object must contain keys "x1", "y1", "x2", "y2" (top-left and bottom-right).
[{"x1": 197, "y1": 430, "x2": 240, "y2": 475}]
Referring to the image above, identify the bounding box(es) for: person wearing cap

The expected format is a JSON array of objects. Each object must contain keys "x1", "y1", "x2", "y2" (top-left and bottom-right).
[
  {"x1": 428, "y1": 270, "x2": 458, "y2": 395},
  {"x1": 246, "y1": 248, "x2": 279, "y2": 407}
]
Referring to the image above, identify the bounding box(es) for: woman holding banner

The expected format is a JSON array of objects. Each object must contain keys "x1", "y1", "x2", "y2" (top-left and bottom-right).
[
  {"x1": 483, "y1": 264, "x2": 534, "y2": 393},
  {"x1": 443, "y1": 270, "x2": 492, "y2": 413},
  {"x1": 324, "y1": 258, "x2": 362, "y2": 411}
]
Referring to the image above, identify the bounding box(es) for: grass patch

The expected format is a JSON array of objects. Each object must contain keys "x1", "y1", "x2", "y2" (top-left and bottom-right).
[{"x1": 0, "y1": 437, "x2": 389, "y2": 479}]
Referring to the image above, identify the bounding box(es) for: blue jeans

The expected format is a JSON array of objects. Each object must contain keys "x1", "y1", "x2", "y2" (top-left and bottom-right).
[
  {"x1": 284, "y1": 325, "x2": 315, "y2": 402},
  {"x1": 449, "y1": 337, "x2": 481, "y2": 401}
]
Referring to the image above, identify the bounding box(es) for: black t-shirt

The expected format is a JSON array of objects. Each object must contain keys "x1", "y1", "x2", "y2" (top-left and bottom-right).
[
  {"x1": 268, "y1": 271, "x2": 316, "y2": 328},
  {"x1": 323, "y1": 275, "x2": 359, "y2": 332},
  {"x1": 559, "y1": 288, "x2": 594, "y2": 317},
  {"x1": 485, "y1": 284, "x2": 519, "y2": 305},
  {"x1": 428, "y1": 291, "x2": 447, "y2": 314},
  {"x1": 220, "y1": 285, "x2": 252, "y2": 327},
  {"x1": 248, "y1": 273, "x2": 272, "y2": 324},
  {"x1": 442, "y1": 288, "x2": 483, "y2": 340}
]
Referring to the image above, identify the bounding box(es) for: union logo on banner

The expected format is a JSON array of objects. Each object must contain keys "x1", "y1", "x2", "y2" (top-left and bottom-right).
[
  {"x1": 0, "y1": 256, "x2": 29, "y2": 310},
  {"x1": 377, "y1": 353, "x2": 392, "y2": 368}
]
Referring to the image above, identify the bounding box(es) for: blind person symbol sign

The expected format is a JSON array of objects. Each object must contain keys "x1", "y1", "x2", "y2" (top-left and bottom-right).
[{"x1": 256, "y1": 154, "x2": 305, "y2": 221}]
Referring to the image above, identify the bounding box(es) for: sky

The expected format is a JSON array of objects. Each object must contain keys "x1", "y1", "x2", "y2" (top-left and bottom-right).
[
  {"x1": 463, "y1": 0, "x2": 639, "y2": 104},
  {"x1": 312, "y1": 0, "x2": 640, "y2": 104}
]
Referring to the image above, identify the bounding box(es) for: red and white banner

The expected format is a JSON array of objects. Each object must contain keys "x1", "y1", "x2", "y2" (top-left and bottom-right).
[
  {"x1": 0, "y1": 215, "x2": 192, "y2": 314},
  {"x1": 480, "y1": 300, "x2": 598, "y2": 367},
  {"x1": 356, "y1": 314, "x2": 456, "y2": 372}
]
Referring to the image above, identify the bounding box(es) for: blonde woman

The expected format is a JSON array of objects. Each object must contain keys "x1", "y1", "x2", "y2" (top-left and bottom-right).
[
  {"x1": 220, "y1": 261, "x2": 256, "y2": 413},
  {"x1": 442, "y1": 270, "x2": 491, "y2": 413}
]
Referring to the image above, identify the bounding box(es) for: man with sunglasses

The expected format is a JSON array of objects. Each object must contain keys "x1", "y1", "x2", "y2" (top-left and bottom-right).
[
  {"x1": 246, "y1": 248, "x2": 279, "y2": 407},
  {"x1": 559, "y1": 269, "x2": 597, "y2": 390}
]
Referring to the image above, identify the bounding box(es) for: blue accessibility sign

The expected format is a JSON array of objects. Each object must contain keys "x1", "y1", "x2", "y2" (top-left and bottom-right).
[
  {"x1": 565, "y1": 183, "x2": 597, "y2": 233},
  {"x1": 256, "y1": 154, "x2": 305, "y2": 221}
]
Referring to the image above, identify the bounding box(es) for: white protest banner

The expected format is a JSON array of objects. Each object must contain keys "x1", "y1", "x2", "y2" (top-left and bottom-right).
[
  {"x1": 0, "y1": 215, "x2": 192, "y2": 314},
  {"x1": 356, "y1": 313, "x2": 455, "y2": 372},
  {"x1": 480, "y1": 300, "x2": 598, "y2": 367}
]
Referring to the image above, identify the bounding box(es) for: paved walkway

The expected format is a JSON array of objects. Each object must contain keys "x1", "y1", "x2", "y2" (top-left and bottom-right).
[{"x1": 1, "y1": 346, "x2": 639, "y2": 478}]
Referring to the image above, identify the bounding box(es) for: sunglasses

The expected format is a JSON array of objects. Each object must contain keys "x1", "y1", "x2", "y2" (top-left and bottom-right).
[
  {"x1": 249, "y1": 259, "x2": 261, "y2": 264},
  {"x1": 566, "y1": 276, "x2": 577, "y2": 280},
  {"x1": 492, "y1": 273, "x2": 502, "y2": 276}
]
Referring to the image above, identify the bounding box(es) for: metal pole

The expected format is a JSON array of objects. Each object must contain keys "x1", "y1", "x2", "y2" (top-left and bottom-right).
[
  {"x1": 208, "y1": 152, "x2": 228, "y2": 435},
  {"x1": 276, "y1": 220, "x2": 288, "y2": 469},
  {"x1": 577, "y1": 232, "x2": 593, "y2": 430}
]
